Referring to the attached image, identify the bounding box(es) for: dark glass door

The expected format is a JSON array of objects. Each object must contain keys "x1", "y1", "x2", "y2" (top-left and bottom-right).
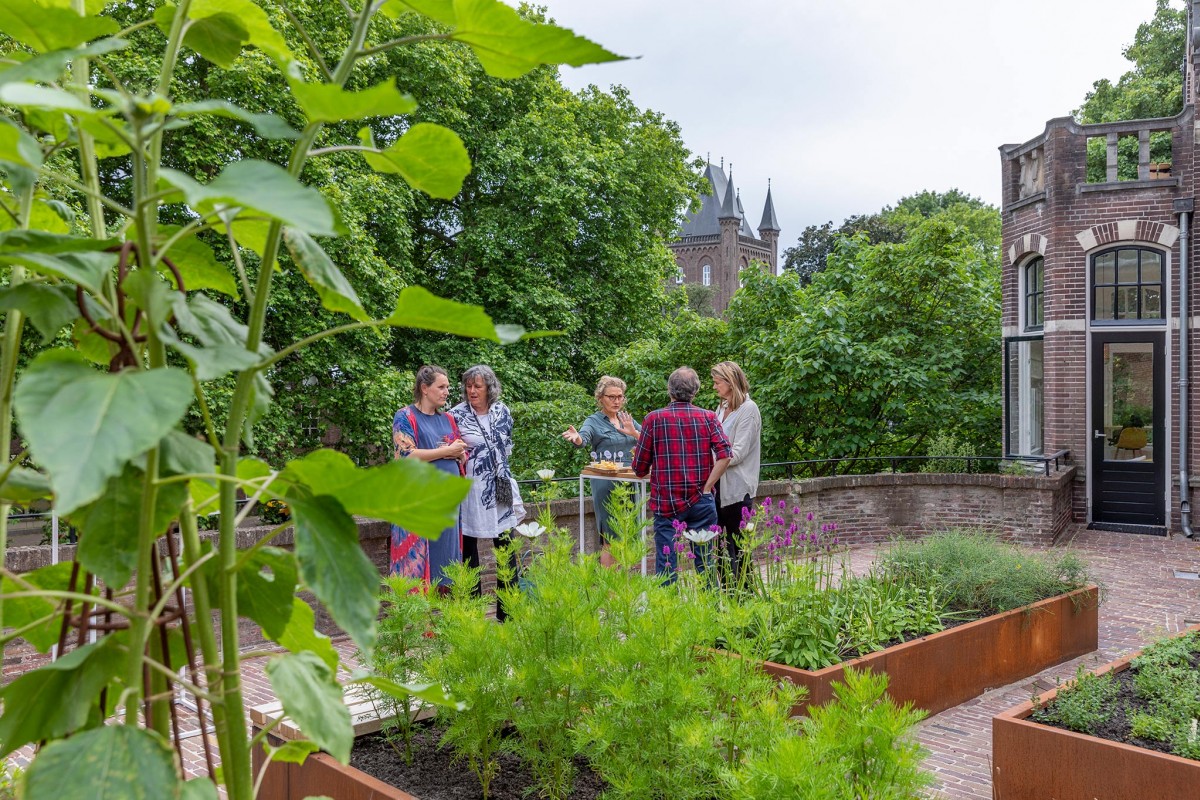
[{"x1": 1090, "y1": 331, "x2": 1164, "y2": 527}]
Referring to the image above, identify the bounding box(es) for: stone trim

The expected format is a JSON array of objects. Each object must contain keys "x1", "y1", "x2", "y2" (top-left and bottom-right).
[
  {"x1": 1007, "y1": 233, "x2": 1048, "y2": 265},
  {"x1": 1074, "y1": 220, "x2": 1180, "y2": 252}
]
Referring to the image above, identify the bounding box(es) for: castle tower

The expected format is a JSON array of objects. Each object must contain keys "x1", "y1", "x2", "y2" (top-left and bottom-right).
[{"x1": 758, "y1": 181, "x2": 781, "y2": 272}]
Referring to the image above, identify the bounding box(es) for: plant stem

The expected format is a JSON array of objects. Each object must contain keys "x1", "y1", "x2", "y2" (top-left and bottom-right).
[{"x1": 210, "y1": 7, "x2": 378, "y2": 797}]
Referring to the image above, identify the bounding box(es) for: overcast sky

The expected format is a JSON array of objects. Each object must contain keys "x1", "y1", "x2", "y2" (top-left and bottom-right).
[{"x1": 544, "y1": 0, "x2": 1173, "y2": 242}]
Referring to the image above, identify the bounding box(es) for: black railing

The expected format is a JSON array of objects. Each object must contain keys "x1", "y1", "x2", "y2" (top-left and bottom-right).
[{"x1": 760, "y1": 450, "x2": 1070, "y2": 480}]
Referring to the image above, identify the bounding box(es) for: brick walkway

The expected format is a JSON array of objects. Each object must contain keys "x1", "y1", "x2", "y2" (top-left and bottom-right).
[{"x1": 13, "y1": 527, "x2": 1200, "y2": 797}]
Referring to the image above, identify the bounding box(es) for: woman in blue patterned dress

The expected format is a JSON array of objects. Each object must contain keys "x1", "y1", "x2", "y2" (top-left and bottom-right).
[
  {"x1": 449, "y1": 365, "x2": 525, "y2": 620},
  {"x1": 391, "y1": 365, "x2": 467, "y2": 588}
]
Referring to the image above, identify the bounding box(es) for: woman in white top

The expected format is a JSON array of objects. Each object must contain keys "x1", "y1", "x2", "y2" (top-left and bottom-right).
[
  {"x1": 711, "y1": 361, "x2": 761, "y2": 583},
  {"x1": 449, "y1": 364, "x2": 525, "y2": 620}
]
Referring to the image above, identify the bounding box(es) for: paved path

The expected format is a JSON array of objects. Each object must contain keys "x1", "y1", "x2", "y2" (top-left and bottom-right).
[{"x1": 12, "y1": 526, "x2": 1200, "y2": 797}]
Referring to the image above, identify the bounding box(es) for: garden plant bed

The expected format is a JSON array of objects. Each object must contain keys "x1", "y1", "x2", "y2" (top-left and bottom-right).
[
  {"x1": 992, "y1": 625, "x2": 1200, "y2": 800},
  {"x1": 757, "y1": 585, "x2": 1098, "y2": 716},
  {"x1": 254, "y1": 722, "x2": 607, "y2": 800}
]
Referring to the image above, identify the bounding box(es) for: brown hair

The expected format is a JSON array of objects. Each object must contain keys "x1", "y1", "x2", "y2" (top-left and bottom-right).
[
  {"x1": 413, "y1": 364, "x2": 449, "y2": 402},
  {"x1": 711, "y1": 361, "x2": 750, "y2": 411}
]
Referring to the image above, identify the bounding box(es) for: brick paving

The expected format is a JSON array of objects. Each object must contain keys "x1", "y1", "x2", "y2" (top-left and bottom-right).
[{"x1": 10, "y1": 526, "x2": 1200, "y2": 797}]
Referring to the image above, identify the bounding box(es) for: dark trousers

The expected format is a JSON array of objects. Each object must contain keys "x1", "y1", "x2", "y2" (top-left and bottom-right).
[
  {"x1": 462, "y1": 530, "x2": 514, "y2": 622},
  {"x1": 716, "y1": 485, "x2": 752, "y2": 585}
]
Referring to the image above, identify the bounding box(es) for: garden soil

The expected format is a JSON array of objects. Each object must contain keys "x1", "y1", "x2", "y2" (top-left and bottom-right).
[{"x1": 350, "y1": 723, "x2": 606, "y2": 800}]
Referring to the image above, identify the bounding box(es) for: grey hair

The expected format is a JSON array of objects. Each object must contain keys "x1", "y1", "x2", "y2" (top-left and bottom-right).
[
  {"x1": 462, "y1": 364, "x2": 501, "y2": 406},
  {"x1": 667, "y1": 366, "x2": 700, "y2": 403}
]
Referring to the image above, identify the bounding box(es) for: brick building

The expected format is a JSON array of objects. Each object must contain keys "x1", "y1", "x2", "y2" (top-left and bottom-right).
[
  {"x1": 999, "y1": 3, "x2": 1200, "y2": 535},
  {"x1": 668, "y1": 160, "x2": 780, "y2": 313}
]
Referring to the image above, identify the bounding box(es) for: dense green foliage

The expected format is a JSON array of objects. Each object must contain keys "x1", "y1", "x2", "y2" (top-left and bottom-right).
[
  {"x1": 372, "y1": 496, "x2": 932, "y2": 799},
  {"x1": 1076, "y1": 0, "x2": 1185, "y2": 124}
]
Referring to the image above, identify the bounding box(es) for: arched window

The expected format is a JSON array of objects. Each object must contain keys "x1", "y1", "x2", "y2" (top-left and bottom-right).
[
  {"x1": 1092, "y1": 247, "x2": 1163, "y2": 322},
  {"x1": 674, "y1": 267, "x2": 684, "y2": 285},
  {"x1": 1023, "y1": 256, "x2": 1044, "y2": 331},
  {"x1": 702, "y1": 263, "x2": 712, "y2": 286}
]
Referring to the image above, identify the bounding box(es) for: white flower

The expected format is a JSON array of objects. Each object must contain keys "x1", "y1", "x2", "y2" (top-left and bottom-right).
[
  {"x1": 682, "y1": 527, "x2": 720, "y2": 543},
  {"x1": 514, "y1": 522, "x2": 547, "y2": 538},
  {"x1": 536, "y1": 469, "x2": 555, "y2": 481}
]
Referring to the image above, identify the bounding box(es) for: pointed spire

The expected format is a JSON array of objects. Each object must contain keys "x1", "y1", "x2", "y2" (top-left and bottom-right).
[
  {"x1": 758, "y1": 181, "x2": 781, "y2": 232},
  {"x1": 719, "y1": 170, "x2": 738, "y2": 220}
]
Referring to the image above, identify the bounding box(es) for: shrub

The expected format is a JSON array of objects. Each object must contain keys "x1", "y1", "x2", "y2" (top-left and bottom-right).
[
  {"x1": 1032, "y1": 663, "x2": 1119, "y2": 735},
  {"x1": 878, "y1": 530, "x2": 1094, "y2": 615}
]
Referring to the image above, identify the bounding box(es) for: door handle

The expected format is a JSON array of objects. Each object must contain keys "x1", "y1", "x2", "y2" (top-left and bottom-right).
[{"x1": 1094, "y1": 430, "x2": 1107, "y2": 439}]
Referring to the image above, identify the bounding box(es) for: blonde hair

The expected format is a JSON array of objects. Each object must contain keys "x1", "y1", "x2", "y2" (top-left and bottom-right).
[
  {"x1": 711, "y1": 361, "x2": 750, "y2": 411},
  {"x1": 594, "y1": 375, "x2": 627, "y2": 405}
]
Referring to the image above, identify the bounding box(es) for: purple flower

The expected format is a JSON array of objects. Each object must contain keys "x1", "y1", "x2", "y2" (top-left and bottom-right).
[
  {"x1": 686, "y1": 551, "x2": 695, "y2": 560},
  {"x1": 806, "y1": 511, "x2": 814, "y2": 522},
  {"x1": 772, "y1": 555, "x2": 782, "y2": 562},
  {"x1": 784, "y1": 533, "x2": 792, "y2": 547},
  {"x1": 764, "y1": 497, "x2": 772, "y2": 509},
  {"x1": 792, "y1": 506, "x2": 801, "y2": 516},
  {"x1": 773, "y1": 515, "x2": 785, "y2": 527},
  {"x1": 672, "y1": 519, "x2": 687, "y2": 533},
  {"x1": 662, "y1": 545, "x2": 670, "y2": 555},
  {"x1": 832, "y1": 537, "x2": 839, "y2": 546},
  {"x1": 741, "y1": 506, "x2": 753, "y2": 520}
]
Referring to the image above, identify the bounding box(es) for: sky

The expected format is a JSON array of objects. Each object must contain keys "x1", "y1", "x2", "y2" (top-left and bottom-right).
[{"x1": 543, "y1": 0, "x2": 1171, "y2": 241}]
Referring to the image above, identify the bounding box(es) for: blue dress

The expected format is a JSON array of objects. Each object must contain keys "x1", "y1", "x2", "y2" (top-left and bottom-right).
[{"x1": 390, "y1": 405, "x2": 463, "y2": 586}]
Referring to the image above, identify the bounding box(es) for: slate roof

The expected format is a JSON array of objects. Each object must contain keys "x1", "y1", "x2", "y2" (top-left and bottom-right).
[{"x1": 677, "y1": 162, "x2": 766, "y2": 239}]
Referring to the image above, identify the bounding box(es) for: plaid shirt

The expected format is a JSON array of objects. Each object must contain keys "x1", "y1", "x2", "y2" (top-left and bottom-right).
[{"x1": 632, "y1": 401, "x2": 733, "y2": 517}]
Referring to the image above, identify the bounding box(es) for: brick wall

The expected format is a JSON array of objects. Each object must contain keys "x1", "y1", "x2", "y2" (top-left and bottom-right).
[{"x1": 1000, "y1": 107, "x2": 1199, "y2": 531}]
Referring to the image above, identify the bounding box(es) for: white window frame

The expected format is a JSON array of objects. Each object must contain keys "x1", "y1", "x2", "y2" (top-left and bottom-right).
[{"x1": 702, "y1": 263, "x2": 711, "y2": 286}]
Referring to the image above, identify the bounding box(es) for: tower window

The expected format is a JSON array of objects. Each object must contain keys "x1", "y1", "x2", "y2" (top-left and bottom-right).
[{"x1": 702, "y1": 263, "x2": 712, "y2": 286}]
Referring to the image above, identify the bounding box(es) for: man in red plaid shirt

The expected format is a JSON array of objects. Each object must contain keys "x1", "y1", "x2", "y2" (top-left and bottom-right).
[{"x1": 632, "y1": 367, "x2": 732, "y2": 580}]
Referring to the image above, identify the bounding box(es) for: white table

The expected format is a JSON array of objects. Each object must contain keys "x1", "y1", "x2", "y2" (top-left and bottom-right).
[{"x1": 577, "y1": 470, "x2": 651, "y2": 575}]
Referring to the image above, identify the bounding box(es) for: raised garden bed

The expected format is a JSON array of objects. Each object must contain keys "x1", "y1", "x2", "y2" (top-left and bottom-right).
[
  {"x1": 992, "y1": 624, "x2": 1200, "y2": 800},
  {"x1": 757, "y1": 585, "x2": 1098, "y2": 716}
]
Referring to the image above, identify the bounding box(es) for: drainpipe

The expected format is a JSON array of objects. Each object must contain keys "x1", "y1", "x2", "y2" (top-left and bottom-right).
[{"x1": 1176, "y1": 199, "x2": 1194, "y2": 537}]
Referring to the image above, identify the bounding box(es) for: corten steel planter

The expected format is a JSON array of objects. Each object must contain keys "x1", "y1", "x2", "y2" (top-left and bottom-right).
[
  {"x1": 757, "y1": 585, "x2": 1098, "y2": 716},
  {"x1": 254, "y1": 738, "x2": 420, "y2": 800},
  {"x1": 992, "y1": 624, "x2": 1200, "y2": 800}
]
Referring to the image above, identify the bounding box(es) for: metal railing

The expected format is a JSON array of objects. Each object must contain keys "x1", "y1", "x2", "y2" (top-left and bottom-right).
[{"x1": 760, "y1": 450, "x2": 1070, "y2": 479}]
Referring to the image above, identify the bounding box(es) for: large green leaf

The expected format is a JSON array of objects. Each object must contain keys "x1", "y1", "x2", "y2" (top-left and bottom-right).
[
  {"x1": 0, "y1": 283, "x2": 80, "y2": 342},
  {"x1": 266, "y1": 651, "x2": 353, "y2": 763},
  {"x1": 0, "y1": 82, "x2": 95, "y2": 113},
  {"x1": 0, "y1": 465, "x2": 52, "y2": 504},
  {"x1": 349, "y1": 675, "x2": 466, "y2": 711},
  {"x1": 0, "y1": 229, "x2": 118, "y2": 255},
  {"x1": 153, "y1": 5, "x2": 249, "y2": 69},
  {"x1": 74, "y1": 465, "x2": 187, "y2": 589},
  {"x1": 165, "y1": 293, "x2": 269, "y2": 380},
  {"x1": 0, "y1": 118, "x2": 43, "y2": 171},
  {"x1": 0, "y1": 637, "x2": 123, "y2": 757},
  {"x1": 13, "y1": 351, "x2": 195, "y2": 515},
  {"x1": 0, "y1": 38, "x2": 127, "y2": 86},
  {"x1": 383, "y1": 0, "x2": 622, "y2": 78},
  {"x1": 237, "y1": 546, "x2": 298, "y2": 640},
  {"x1": 291, "y1": 79, "x2": 416, "y2": 124},
  {"x1": 282, "y1": 227, "x2": 368, "y2": 321},
  {"x1": 0, "y1": 0, "x2": 119, "y2": 53},
  {"x1": 266, "y1": 739, "x2": 320, "y2": 765},
  {"x1": 23, "y1": 725, "x2": 182, "y2": 800},
  {"x1": 181, "y1": 778, "x2": 219, "y2": 800},
  {"x1": 358, "y1": 123, "x2": 470, "y2": 199},
  {"x1": 174, "y1": 100, "x2": 299, "y2": 140},
  {"x1": 283, "y1": 448, "x2": 469, "y2": 538},
  {"x1": 274, "y1": 598, "x2": 339, "y2": 672},
  {"x1": 1, "y1": 251, "x2": 116, "y2": 295},
  {"x1": 160, "y1": 160, "x2": 339, "y2": 236},
  {"x1": 385, "y1": 285, "x2": 523, "y2": 343},
  {"x1": 288, "y1": 491, "x2": 378, "y2": 654},
  {"x1": 152, "y1": 225, "x2": 238, "y2": 296},
  {"x1": 0, "y1": 561, "x2": 73, "y2": 652},
  {"x1": 159, "y1": 429, "x2": 216, "y2": 477},
  {"x1": 187, "y1": 0, "x2": 294, "y2": 64}
]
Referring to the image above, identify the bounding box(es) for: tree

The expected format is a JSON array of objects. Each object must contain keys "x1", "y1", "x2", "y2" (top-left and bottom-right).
[
  {"x1": 782, "y1": 189, "x2": 991, "y2": 283},
  {"x1": 1076, "y1": 0, "x2": 1186, "y2": 124},
  {"x1": 729, "y1": 212, "x2": 1000, "y2": 470}
]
